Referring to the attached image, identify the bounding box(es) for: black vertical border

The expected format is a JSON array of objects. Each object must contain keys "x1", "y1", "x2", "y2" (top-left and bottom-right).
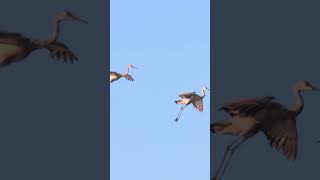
[
  {"x1": 210, "y1": 0, "x2": 221, "y2": 178},
  {"x1": 105, "y1": 0, "x2": 110, "y2": 179}
]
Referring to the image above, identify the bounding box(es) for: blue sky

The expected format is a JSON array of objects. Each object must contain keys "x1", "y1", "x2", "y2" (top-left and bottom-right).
[{"x1": 110, "y1": 0, "x2": 210, "y2": 179}]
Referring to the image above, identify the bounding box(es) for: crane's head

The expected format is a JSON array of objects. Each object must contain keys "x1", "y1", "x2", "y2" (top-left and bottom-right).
[
  {"x1": 296, "y1": 80, "x2": 319, "y2": 91},
  {"x1": 128, "y1": 64, "x2": 138, "y2": 69},
  {"x1": 56, "y1": 10, "x2": 88, "y2": 24},
  {"x1": 202, "y1": 86, "x2": 210, "y2": 92}
]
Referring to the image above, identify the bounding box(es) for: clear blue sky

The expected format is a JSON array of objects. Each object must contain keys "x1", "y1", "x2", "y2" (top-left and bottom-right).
[{"x1": 110, "y1": 0, "x2": 210, "y2": 180}]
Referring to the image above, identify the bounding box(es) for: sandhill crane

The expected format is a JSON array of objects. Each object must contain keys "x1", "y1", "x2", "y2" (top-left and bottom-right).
[
  {"x1": 110, "y1": 64, "x2": 137, "y2": 84},
  {"x1": 174, "y1": 86, "x2": 209, "y2": 122},
  {"x1": 0, "y1": 10, "x2": 87, "y2": 68},
  {"x1": 211, "y1": 80, "x2": 319, "y2": 180}
]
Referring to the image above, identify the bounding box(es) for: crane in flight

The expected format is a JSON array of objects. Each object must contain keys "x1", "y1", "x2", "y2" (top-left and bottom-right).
[
  {"x1": 0, "y1": 10, "x2": 87, "y2": 68},
  {"x1": 110, "y1": 64, "x2": 137, "y2": 84},
  {"x1": 174, "y1": 86, "x2": 209, "y2": 122},
  {"x1": 211, "y1": 80, "x2": 319, "y2": 180}
]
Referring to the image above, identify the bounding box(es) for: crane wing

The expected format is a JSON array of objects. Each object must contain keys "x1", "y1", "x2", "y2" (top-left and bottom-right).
[
  {"x1": 220, "y1": 96, "x2": 275, "y2": 116},
  {"x1": 257, "y1": 103, "x2": 298, "y2": 161},
  {"x1": 0, "y1": 31, "x2": 23, "y2": 38},
  {"x1": 124, "y1": 74, "x2": 134, "y2": 81},
  {"x1": 44, "y1": 42, "x2": 78, "y2": 63},
  {"x1": 110, "y1": 71, "x2": 119, "y2": 75},
  {"x1": 179, "y1": 92, "x2": 196, "y2": 98},
  {"x1": 192, "y1": 96, "x2": 204, "y2": 112},
  {"x1": 0, "y1": 31, "x2": 30, "y2": 45}
]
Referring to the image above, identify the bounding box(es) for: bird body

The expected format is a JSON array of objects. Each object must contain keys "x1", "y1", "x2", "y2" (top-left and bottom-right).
[
  {"x1": 212, "y1": 80, "x2": 318, "y2": 180},
  {"x1": 0, "y1": 43, "x2": 31, "y2": 64},
  {"x1": 0, "y1": 11, "x2": 87, "y2": 68},
  {"x1": 110, "y1": 64, "x2": 137, "y2": 84},
  {"x1": 174, "y1": 87, "x2": 209, "y2": 122}
]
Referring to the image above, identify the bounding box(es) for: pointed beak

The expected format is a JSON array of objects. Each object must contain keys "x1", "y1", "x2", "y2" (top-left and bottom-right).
[
  {"x1": 131, "y1": 65, "x2": 138, "y2": 69},
  {"x1": 72, "y1": 15, "x2": 88, "y2": 24}
]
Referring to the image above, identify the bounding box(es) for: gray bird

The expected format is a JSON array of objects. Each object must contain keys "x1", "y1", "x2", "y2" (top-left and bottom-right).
[
  {"x1": 0, "y1": 10, "x2": 87, "y2": 68},
  {"x1": 211, "y1": 80, "x2": 319, "y2": 180},
  {"x1": 110, "y1": 64, "x2": 137, "y2": 84},
  {"x1": 174, "y1": 86, "x2": 209, "y2": 122}
]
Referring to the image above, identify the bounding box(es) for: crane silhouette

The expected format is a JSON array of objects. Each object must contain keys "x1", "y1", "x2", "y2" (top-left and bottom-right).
[
  {"x1": 174, "y1": 86, "x2": 209, "y2": 122},
  {"x1": 211, "y1": 80, "x2": 319, "y2": 180},
  {"x1": 110, "y1": 64, "x2": 137, "y2": 84},
  {"x1": 0, "y1": 10, "x2": 87, "y2": 68}
]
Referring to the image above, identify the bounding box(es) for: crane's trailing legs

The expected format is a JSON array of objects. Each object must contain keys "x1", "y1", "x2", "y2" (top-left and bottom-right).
[
  {"x1": 174, "y1": 86, "x2": 209, "y2": 122},
  {"x1": 214, "y1": 137, "x2": 248, "y2": 180},
  {"x1": 175, "y1": 105, "x2": 187, "y2": 122}
]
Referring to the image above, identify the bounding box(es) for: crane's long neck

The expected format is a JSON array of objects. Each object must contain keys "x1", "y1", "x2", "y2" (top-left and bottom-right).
[
  {"x1": 49, "y1": 18, "x2": 61, "y2": 44},
  {"x1": 290, "y1": 86, "x2": 304, "y2": 116},
  {"x1": 33, "y1": 17, "x2": 60, "y2": 47},
  {"x1": 201, "y1": 89, "x2": 206, "y2": 98},
  {"x1": 124, "y1": 67, "x2": 130, "y2": 75}
]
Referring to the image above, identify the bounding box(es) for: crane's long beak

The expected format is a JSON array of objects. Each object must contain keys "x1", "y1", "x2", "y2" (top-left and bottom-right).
[
  {"x1": 72, "y1": 15, "x2": 88, "y2": 24},
  {"x1": 132, "y1": 66, "x2": 138, "y2": 69}
]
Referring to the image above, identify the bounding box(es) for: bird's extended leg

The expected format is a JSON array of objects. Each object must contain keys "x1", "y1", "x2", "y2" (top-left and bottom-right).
[
  {"x1": 175, "y1": 106, "x2": 186, "y2": 122},
  {"x1": 216, "y1": 137, "x2": 248, "y2": 180},
  {"x1": 214, "y1": 136, "x2": 243, "y2": 180}
]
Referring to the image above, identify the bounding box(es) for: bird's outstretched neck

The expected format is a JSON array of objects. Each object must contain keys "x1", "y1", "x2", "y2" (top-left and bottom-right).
[
  {"x1": 32, "y1": 17, "x2": 60, "y2": 47},
  {"x1": 201, "y1": 88, "x2": 206, "y2": 98},
  {"x1": 125, "y1": 67, "x2": 130, "y2": 75},
  {"x1": 290, "y1": 85, "x2": 304, "y2": 116}
]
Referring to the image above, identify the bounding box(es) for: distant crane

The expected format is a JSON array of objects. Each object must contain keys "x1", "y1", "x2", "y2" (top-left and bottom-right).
[
  {"x1": 0, "y1": 10, "x2": 87, "y2": 68},
  {"x1": 211, "y1": 80, "x2": 319, "y2": 180},
  {"x1": 110, "y1": 64, "x2": 137, "y2": 84},
  {"x1": 174, "y1": 86, "x2": 209, "y2": 122}
]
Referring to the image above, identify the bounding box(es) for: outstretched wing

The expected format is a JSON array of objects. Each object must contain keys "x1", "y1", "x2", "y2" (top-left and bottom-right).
[
  {"x1": 257, "y1": 103, "x2": 298, "y2": 161},
  {"x1": 0, "y1": 31, "x2": 23, "y2": 38},
  {"x1": 192, "y1": 96, "x2": 204, "y2": 112},
  {"x1": 45, "y1": 42, "x2": 78, "y2": 63},
  {"x1": 124, "y1": 74, "x2": 134, "y2": 81},
  {"x1": 0, "y1": 31, "x2": 31, "y2": 45},
  {"x1": 110, "y1": 71, "x2": 119, "y2": 75},
  {"x1": 220, "y1": 96, "x2": 275, "y2": 117},
  {"x1": 179, "y1": 92, "x2": 196, "y2": 98}
]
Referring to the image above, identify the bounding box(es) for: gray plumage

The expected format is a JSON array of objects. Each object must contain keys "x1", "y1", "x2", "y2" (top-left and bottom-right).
[
  {"x1": 110, "y1": 64, "x2": 137, "y2": 84},
  {"x1": 174, "y1": 86, "x2": 209, "y2": 122},
  {"x1": 211, "y1": 80, "x2": 319, "y2": 180},
  {"x1": 0, "y1": 10, "x2": 87, "y2": 68}
]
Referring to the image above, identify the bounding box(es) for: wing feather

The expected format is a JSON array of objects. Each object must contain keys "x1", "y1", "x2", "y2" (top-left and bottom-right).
[
  {"x1": 192, "y1": 96, "x2": 204, "y2": 112},
  {"x1": 179, "y1": 92, "x2": 196, "y2": 98},
  {"x1": 256, "y1": 103, "x2": 298, "y2": 161},
  {"x1": 221, "y1": 96, "x2": 275, "y2": 116},
  {"x1": 45, "y1": 42, "x2": 78, "y2": 63}
]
